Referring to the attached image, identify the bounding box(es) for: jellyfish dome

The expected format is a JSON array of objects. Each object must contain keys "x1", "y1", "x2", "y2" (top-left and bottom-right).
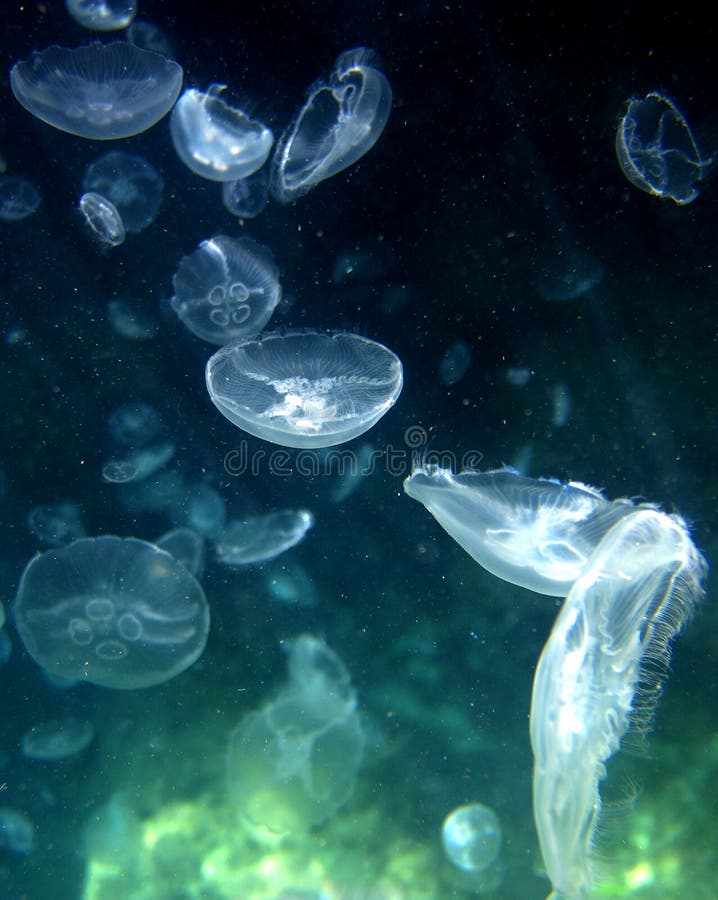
[
  {"x1": 205, "y1": 330, "x2": 404, "y2": 448},
  {"x1": 0, "y1": 175, "x2": 41, "y2": 222},
  {"x1": 65, "y1": 0, "x2": 137, "y2": 32},
  {"x1": 403, "y1": 465, "x2": 636, "y2": 596},
  {"x1": 271, "y1": 47, "x2": 392, "y2": 202},
  {"x1": 616, "y1": 92, "x2": 709, "y2": 205},
  {"x1": 442, "y1": 803, "x2": 502, "y2": 873},
  {"x1": 14, "y1": 536, "x2": 209, "y2": 689},
  {"x1": 170, "y1": 85, "x2": 273, "y2": 182},
  {"x1": 79, "y1": 191, "x2": 126, "y2": 247},
  {"x1": 171, "y1": 235, "x2": 280, "y2": 344},
  {"x1": 83, "y1": 151, "x2": 163, "y2": 232},
  {"x1": 10, "y1": 42, "x2": 183, "y2": 140}
]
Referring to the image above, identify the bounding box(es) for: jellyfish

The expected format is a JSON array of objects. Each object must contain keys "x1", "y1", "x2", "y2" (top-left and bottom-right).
[
  {"x1": 170, "y1": 235, "x2": 281, "y2": 344},
  {"x1": 14, "y1": 536, "x2": 209, "y2": 689},
  {"x1": 215, "y1": 509, "x2": 314, "y2": 566},
  {"x1": 0, "y1": 175, "x2": 40, "y2": 222},
  {"x1": 530, "y1": 507, "x2": 706, "y2": 899},
  {"x1": 616, "y1": 92, "x2": 710, "y2": 205},
  {"x1": 21, "y1": 718, "x2": 95, "y2": 760},
  {"x1": 10, "y1": 42, "x2": 183, "y2": 140},
  {"x1": 170, "y1": 483, "x2": 227, "y2": 539},
  {"x1": 271, "y1": 47, "x2": 392, "y2": 202},
  {"x1": 439, "y1": 340, "x2": 471, "y2": 386},
  {"x1": 205, "y1": 330, "x2": 404, "y2": 448},
  {"x1": 442, "y1": 803, "x2": 502, "y2": 873},
  {"x1": 227, "y1": 635, "x2": 364, "y2": 832},
  {"x1": 403, "y1": 465, "x2": 634, "y2": 596},
  {"x1": 107, "y1": 402, "x2": 161, "y2": 448},
  {"x1": 27, "y1": 501, "x2": 86, "y2": 548},
  {"x1": 156, "y1": 527, "x2": 205, "y2": 579},
  {"x1": 170, "y1": 85, "x2": 273, "y2": 182},
  {"x1": 83, "y1": 151, "x2": 163, "y2": 233},
  {"x1": 0, "y1": 809, "x2": 35, "y2": 853},
  {"x1": 79, "y1": 192, "x2": 125, "y2": 247},
  {"x1": 65, "y1": 0, "x2": 137, "y2": 32},
  {"x1": 222, "y1": 168, "x2": 269, "y2": 219}
]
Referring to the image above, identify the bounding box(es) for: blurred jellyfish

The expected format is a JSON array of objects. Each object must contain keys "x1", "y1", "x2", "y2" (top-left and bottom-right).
[
  {"x1": 205, "y1": 330, "x2": 403, "y2": 448},
  {"x1": 107, "y1": 402, "x2": 161, "y2": 448},
  {"x1": 171, "y1": 483, "x2": 227, "y2": 539},
  {"x1": 171, "y1": 85, "x2": 273, "y2": 182},
  {"x1": 328, "y1": 442, "x2": 375, "y2": 503},
  {"x1": 222, "y1": 167, "x2": 269, "y2": 219},
  {"x1": 227, "y1": 635, "x2": 364, "y2": 832},
  {"x1": 216, "y1": 509, "x2": 314, "y2": 566},
  {"x1": 14, "y1": 536, "x2": 210, "y2": 689},
  {"x1": 505, "y1": 366, "x2": 532, "y2": 388},
  {"x1": 0, "y1": 809, "x2": 35, "y2": 853},
  {"x1": 332, "y1": 243, "x2": 391, "y2": 285},
  {"x1": 403, "y1": 466, "x2": 635, "y2": 597},
  {"x1": 616, "y1": 92, "x2": 710, "y2": 205},
  {"x1": 271, "y1": 47, "x2": 392, "y2": 202},
  {"x1": 0, "y1": 175, "x2": 40, "y2": 222},
  {"x1": 156, "y1": 527, "x2": 205, "y2": 579},
  {"x1": 171, "y1": 235, "x2": 281, "y2": 344},
  {"x1": 439, "y1": 340, "x2": 471, "y2": 386},
  {"x1": 80, "y1": 192, "x2": 125, "y2": 247},
  {"x1": 10, "y1": 43, "x2": 183, "y2": 140},
  {"x1": 117, "y1": 470, "x2": 185, "y2": 516},
  {"x1": 126, "y1": 19, "x2": 173, "y2": 56},
  {"x1": 65, "y1": 0, "x2": 137, "y2": 31},
  {"x1": 21, "y1": 717, "x2": 95, "y2": 760},
  {"x1": 107, "y1": 298, "x2": 158, "y2": 340},
  {"x1": 101, "y1": 440, "x2": 175, "y2": 484},
  {"x1": 550, "y1": 382, "x2": 572, "y2": 427},
  {"x1": 0, "y1": 629, "x2": 11, "y2": 665},
  {"x1": 27, "y1": 501, "x2": 86, "y2": 547},
  {"x1": 264, "y1": 562, "x2": 319, "y2": 608},
  {"x1": 83, "y1": 151, "x2": 163, "y2": 233},
  {"x1": 442, "y1": 803, "x2": 502, "y2": 873}
]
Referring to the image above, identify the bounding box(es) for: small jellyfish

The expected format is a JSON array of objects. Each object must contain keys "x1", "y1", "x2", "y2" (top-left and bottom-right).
[
  {"x1": 107, "y1": 298, "x2": 158, "y2": 340},
  {"x1": 171, "y1": 483, "x2": 227, "y2": 539},
  {"x1": 222, "y1": 168, "x2": 269, "y2": 219},
  {"x1": 616, "y1": 92, "x2": 710, "y2": 205},
  {"x1": 271, "y1": 47, "x2": 392, "y2": 202},
  {"x1": 439, "y1": 340, "x2": 471, "y2": 386},
  {"x1": 65, "y1": 0, "x2": 137, "y2": 31},
  {"x1": 80, "y1": 192, "x2": 126, "y2": 247},
  {"x1": 205, "y1": 330, "x2": 404, "y2": 448},
  {"x1": 403, "y1": 465, "x2": 636, "y2": 597},
  {"x1": 0, "y1": 808, "x2": 35, "y2": 853},
  {"x1": 328, "y1": 442, "x2": 376, "y2": 503},
  {"x1": 27, "y1": 501, "x2": 86, "y2": 548},
  {"x1": 83, "y1": 151, "x2": 163, "y2": 233},
  {"x1": 21, "y1": 717, "x2": 95, "y2": 760},
  {"x1": 442, "y1": 803, "x2": 502, "y2": 873},
  {"x1": 101, "y1": 440, "x2": 175, "y2": 483},
  {"x1": 215, "y1": 509, "x2": 314, "y2": 566},
  {"x1": 171, "y1": 85, "x2": 273, "y2": 182},
  {"x1": 107, "y1": 402, "x2": 161, "y2": 448},
  {"x1": 10, "y1": 42, "x2": 183, "y2": 140},
  {"x1": 0, "y1": 175, "x2": 40, "y2": 222},
  {"x1": 227, "y1": 635, "x2": 364, "y2": 832},
  {"x1": 126, "y1": 19, "x2": 173, "y2": 56},
  {"x1": 171, "y1": 235, "x2": 281, "y2": 344},
  {"x1": 101, "y1": 459, "x2": 139, "y2": 483},
  {"x1": 264, "y1": 562, "x2": 319, "y2": 608},
  {"x1": 14, "y1": 536, "x2": 209, "y2": 689}
]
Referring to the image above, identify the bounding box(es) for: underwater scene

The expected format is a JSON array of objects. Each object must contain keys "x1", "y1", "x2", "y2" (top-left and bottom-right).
[{"x1": 1, "y1": 2, "x2": 717, "y2": 898}]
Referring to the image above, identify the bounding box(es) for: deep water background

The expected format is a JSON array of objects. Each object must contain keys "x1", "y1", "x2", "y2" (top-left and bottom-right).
[{"x1": 1, "y1": 2, "x2": 717, "y2": 898}]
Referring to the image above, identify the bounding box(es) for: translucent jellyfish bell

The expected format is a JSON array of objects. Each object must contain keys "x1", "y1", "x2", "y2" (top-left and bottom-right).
[
  {"x1": 616, "y1": 92, "x2": 710, "y2": 205},
  {"x1": 170, "y1": 85, "x2": 274, "y2": 182},
  {"x1": 403, "y1": 466, "x2": 635, "y2": 596},
  {"x1": 14, "y1": 536, "x2": 209, "y2": 689},
  {"x1": 0, "y1": 175, "x2": 41, "y2": 222},
  {"x1": 215, "y1": 509, "x2": 314, "y2": 566},
  {"x1": 171, "y1": 235, "x2": 281, "y2": 344},
  {"x1": 271, "y1": 47, "x2": 392, "y2": 202},
  {"x1": 10, "y1": 43, "x2": 183, "y2": 140},
  {"x1": 21, "y1": 717, "x2": 95, "y2": 760},
  {"x1": 206, "y1": 330, "x2": 403, "y2": 448},
  {"x1": 65, "y1": 0, "x2": 137, "y2": 32},
  {"x1": 442, "y1": 803, "x2": 502, "y2": 873},
  {"x1": 83, "y1": 151, "x2": 163, "y2": 233}
]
